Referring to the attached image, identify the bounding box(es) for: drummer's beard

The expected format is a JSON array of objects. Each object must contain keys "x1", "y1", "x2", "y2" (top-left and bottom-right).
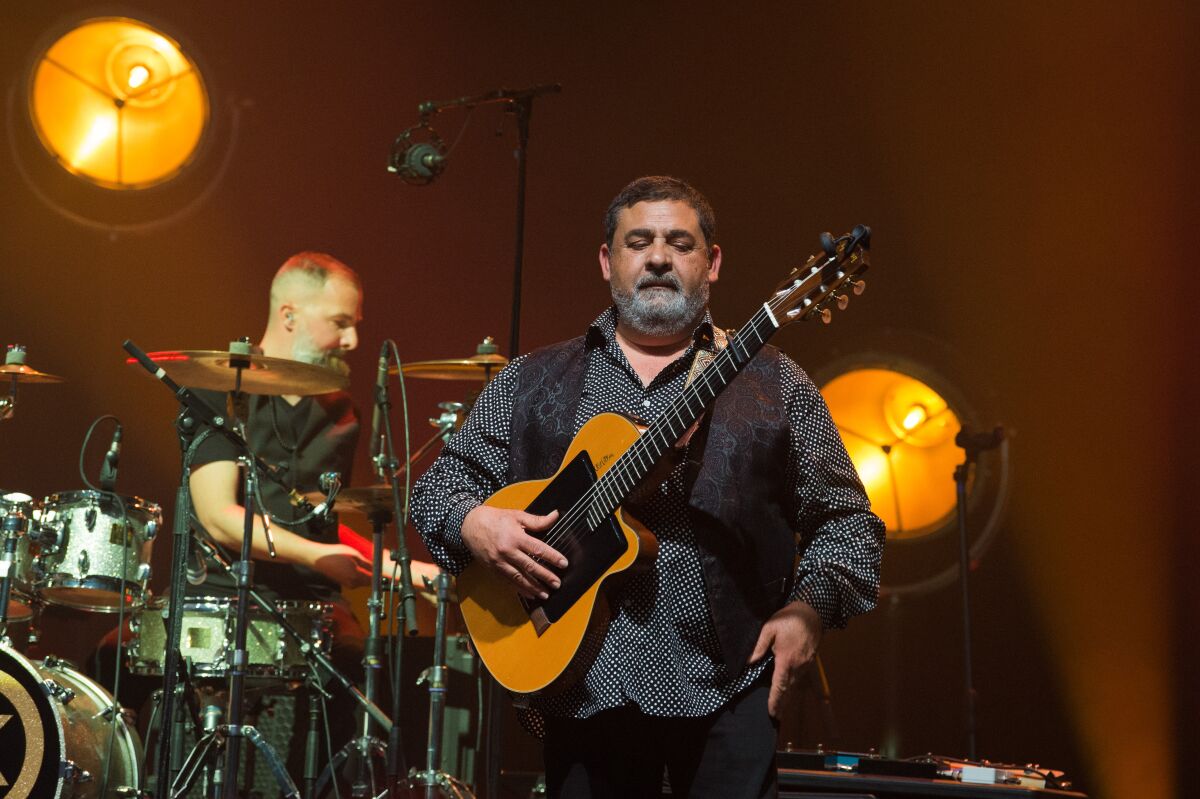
[{"x1": 292, "y1": 327, "x2": 350, "y2": 376}]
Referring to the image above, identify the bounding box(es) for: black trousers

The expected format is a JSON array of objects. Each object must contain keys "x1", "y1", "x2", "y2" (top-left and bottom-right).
[{"x1": 543, "y1": 676, "x2": 778, "y2": 799}]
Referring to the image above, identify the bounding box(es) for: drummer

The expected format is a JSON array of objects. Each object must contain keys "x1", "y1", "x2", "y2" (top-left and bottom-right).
[
  {"x1": 186, "y1": 252, "x2": 375, "y2": 613},
  {"x1": 95, "y1": 253, "x2": 430, "y2": 738}
]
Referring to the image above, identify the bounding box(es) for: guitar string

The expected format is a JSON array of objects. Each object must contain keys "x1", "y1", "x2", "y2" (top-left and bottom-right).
[{"x1": 535, "y1": 304, "x2": 775, "y2": 554}]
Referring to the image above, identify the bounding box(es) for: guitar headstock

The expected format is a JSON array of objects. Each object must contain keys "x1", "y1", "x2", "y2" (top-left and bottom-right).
[{"x1": 767, "y1": 224, "x2": 872, "y2": 325}]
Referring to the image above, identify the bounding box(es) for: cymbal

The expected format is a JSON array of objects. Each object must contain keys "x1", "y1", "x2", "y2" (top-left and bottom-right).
[
  {"x1": 394, "y1": 337, "x2": 508, "y2": 382},
  {"x1": 305, "y1": 483, "x2": 406, "y2": 516},
  {"x1": 0, "y1": 363, "x2": 65, "y2": 383},
  {"x1": 132, "y1": 350, "x2": 348, "y2": 396}
]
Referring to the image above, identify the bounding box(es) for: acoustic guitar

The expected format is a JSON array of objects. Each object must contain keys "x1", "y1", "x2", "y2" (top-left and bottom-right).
[{"x1": 457, "y1": 225, "x2": 873, "y2": 695}]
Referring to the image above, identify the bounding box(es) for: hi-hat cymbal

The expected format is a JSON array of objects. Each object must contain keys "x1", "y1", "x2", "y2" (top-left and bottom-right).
[
  {"x1": 131, "y1": 350, "x2": 349, "y2": 396},
  {"x1": 394, "y1": 336, "x2": 507, "y2": 382},
  {"x1": 305, "y1": 483, "x2": 405, "y2": 516},
  {"x1": 0, "y1": 363, "x2": 65, "y2": 383}
]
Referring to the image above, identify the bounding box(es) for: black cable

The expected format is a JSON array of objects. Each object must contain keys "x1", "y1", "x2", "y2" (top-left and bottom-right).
[{"x1": 77, "y1": 414, "x2": 132, "y2": 799}]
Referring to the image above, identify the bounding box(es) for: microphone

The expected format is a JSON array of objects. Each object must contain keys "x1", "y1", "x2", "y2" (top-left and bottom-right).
[
  {"x1": 387, "y1": 125, "x2": 447, "y2": 185},
  {"x1": 371, "y1": 346, "x2": 389, "y2": 480},
  {"x1": 99, "y1": 422, "x2": 122, "y2": 492}
]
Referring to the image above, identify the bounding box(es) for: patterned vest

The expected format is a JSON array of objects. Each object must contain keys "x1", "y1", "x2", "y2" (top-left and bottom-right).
[{"x1": 508, "y1": 335, "x2": 796, "y2": 671}]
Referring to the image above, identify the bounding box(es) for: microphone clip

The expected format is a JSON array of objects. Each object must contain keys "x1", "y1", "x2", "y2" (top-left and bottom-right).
[{"x1": 387, "y1": 123, "x2": 447, "y2": 185}]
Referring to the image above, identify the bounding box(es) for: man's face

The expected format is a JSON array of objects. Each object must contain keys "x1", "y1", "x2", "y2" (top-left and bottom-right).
[
  {"x1": 600, "y1": 200, "x2": 721, "y2": 339},
  {"x1": 289, "y1": 276, "x2": 362, "y2": 371}
]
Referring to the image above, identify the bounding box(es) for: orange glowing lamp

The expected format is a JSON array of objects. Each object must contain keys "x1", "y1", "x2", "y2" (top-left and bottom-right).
[
  {"x1": 821, "y1": 368, "x2": 965, "y2": 540},
  {"x1": 28, "y1": 17, "x2": 209, "y2": 189}
]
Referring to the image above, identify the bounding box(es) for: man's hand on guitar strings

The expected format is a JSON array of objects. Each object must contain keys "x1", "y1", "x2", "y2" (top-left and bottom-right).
[
  {"x1": 749, "y1": 599, "x2": 824, "y2": 720},
  {"x1": 461, "y1": 505, "x2": 567, "y2": 600}
]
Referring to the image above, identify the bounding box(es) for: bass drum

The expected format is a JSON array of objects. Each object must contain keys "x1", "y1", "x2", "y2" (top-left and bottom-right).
[{"x1": 0, "y1": 646, "x2": 142, "y2": 798}]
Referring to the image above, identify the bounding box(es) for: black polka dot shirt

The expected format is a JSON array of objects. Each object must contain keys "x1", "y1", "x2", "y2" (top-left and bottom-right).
[{"x1": 411, "y1": 307, "x2": 885, "y2": 722}]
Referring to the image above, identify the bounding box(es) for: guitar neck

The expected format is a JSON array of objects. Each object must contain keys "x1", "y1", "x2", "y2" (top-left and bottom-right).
[{"x1": 582, "y1": 305, "x2": 779, "y2": 526}]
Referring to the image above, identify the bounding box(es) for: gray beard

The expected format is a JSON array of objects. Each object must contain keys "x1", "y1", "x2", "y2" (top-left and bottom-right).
[
  {"x1": 611, "y1": 274, "x2": 709, "y2": 338},
  {"x1": 292, "y1": 331, "x2": 350, "y2": 376}
]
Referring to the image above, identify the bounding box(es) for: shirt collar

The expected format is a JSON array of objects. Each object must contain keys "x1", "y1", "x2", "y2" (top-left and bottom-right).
[{"x1": 586, "y1": 306, "x2": 717, "y2": 352}]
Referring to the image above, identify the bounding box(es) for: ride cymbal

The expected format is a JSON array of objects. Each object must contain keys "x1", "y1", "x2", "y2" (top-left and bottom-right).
[
  {"x1": 131, "y1": 350, "x2": 348, "y2": 395},
  {"x1": 394, "y1": 336, "x2": 507, "y2": 382}
]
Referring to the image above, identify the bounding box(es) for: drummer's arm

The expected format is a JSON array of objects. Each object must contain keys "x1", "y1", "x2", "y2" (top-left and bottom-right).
[
  {"x1": 189, "y1": 460, "x2": 371, "y2": 588},
  {"x1": 335, "y1": 526, "x2": 441, "y2": 588}
]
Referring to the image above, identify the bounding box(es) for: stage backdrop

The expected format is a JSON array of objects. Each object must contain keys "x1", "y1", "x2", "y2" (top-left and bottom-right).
[{"x1": 1, "y1": 4, "x2": 1193, "y2": 798}]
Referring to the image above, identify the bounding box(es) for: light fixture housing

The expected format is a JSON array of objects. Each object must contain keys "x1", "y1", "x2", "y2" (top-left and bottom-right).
[
  {"x1": 27, "y1": 16, "x2": 210, "y2": 190},
  {"x1": 821, "y1": 365, "x2": 966, "y2": 540}
]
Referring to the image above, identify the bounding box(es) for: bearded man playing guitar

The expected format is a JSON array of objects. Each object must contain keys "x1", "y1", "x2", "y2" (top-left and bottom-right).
[{"x1": 412, "y1": 176, "x2": 885, "y2": 799}]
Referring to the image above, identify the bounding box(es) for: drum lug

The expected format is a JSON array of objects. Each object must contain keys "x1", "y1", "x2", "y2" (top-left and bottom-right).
[
  {"x1": 61, "y1": 758, "x2": 93, "y2": 783},
  {"x1": 43, "y1": 677, "x2": 76, "y2": 705},
  {"x1": 77, "y1": 549, "x2": 90, "y2": 576}
]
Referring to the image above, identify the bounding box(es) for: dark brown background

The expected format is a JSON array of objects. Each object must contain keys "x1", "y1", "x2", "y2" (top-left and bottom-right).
[{"x1": 1, "y1": 3, "x2": 1194, "y2": 798}]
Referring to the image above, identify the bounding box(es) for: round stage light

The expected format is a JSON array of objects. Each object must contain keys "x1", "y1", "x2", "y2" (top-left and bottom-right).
[
  {"x1": 27, "y1": 16, "x2": 209, "y2": 189},
  {"x1": 821, "y1": 366, "x2": 965, "y2": 541}
]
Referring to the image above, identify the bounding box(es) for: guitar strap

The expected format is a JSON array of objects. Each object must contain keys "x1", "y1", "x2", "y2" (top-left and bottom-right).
[{"x1": 676, "y1": 325, "x2": 729, "y2": 448}]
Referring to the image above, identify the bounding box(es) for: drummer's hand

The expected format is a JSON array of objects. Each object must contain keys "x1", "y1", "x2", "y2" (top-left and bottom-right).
[
  {"x1": 310, "y1": 542, "x2": 372, "y2": 588},
  {"x1": 461, "y1": 505, "x2": 565, "y2": 600}
]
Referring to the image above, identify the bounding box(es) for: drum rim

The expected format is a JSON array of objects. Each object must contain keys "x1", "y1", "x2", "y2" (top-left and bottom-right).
[
  {"x1": 35, "y1": 576, "x2": 143, "y2": 611},
  {"x1": 0, "y1": 644, "x2": 67, "y2": 799},
  {"x1": 42, "y1": 489, "x2": 163, "y2": 518}
]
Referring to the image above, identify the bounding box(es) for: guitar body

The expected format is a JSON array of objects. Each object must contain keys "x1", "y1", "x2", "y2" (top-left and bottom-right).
[{"x1": 457, "y1": 412, "x2": 659, "y2": 696}]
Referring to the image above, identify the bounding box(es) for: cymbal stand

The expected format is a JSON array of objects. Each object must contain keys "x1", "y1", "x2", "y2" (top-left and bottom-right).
[
  {"x1": 410, "y1": 571, "x2": 475, "y2": 799},
  {"x1": 177, "y1": 340, "x2": 293, "y2": 798},
  {"x1": 0, "y1": 344, "x2": 26, "y2": 422},
  {"x1": 374, "y1": 340, "x2": 420, "y2": 798},
  {"x1": 123, "y1": 338, "x2": 341, "y2": 798},
  {"x1": 322, "y1": 501, "x2": 394, "y2": 798}
]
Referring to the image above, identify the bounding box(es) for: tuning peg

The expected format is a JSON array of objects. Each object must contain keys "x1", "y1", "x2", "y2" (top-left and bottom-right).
[
  {"x1": 850, "y1": 279, "x2": 866, "y2": 296},
  {"x1": 820, "y1": 308, "x2": 833, "y2": 324},
  {"x1": 836, "y1": 294, "x2": 850, "y2": 311}
]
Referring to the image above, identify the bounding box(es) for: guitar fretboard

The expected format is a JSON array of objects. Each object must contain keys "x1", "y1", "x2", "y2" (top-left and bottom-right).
[{"x1": 580, "y1": 304, "x2": 780, "y2": 529}]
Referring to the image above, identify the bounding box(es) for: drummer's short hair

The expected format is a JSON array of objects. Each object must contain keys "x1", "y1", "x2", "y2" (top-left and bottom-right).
[{"x1": 270, "y1": 252, "x2": 361, "y2": 311}]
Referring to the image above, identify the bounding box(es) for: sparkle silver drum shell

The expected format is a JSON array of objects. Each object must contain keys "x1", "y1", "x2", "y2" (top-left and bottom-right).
[
  {"x1": 0, "y1": 645, "x2": 143, "y2": 798},
  {"x1": 20, "y1": 490, "x2": 159, "y2": 611},
  {"x1": 128, "y1": 595, "x2": 333, "y2": 682}
]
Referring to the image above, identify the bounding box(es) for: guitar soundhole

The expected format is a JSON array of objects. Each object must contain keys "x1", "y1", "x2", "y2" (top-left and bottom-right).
[{"x1": 520, "y1": 450, "x2": 628, "y2": 630}]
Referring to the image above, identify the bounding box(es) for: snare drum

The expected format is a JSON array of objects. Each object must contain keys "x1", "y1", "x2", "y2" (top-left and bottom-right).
[
  {"x1": 128, "y1": 596, "x2": 333, "y2": 681},
  {"x1": 20, "y1": 490, "x2": 159, "y2": 611},
  {"x1": 0, "y1": 645, "x2": 143, "y2": 797}
]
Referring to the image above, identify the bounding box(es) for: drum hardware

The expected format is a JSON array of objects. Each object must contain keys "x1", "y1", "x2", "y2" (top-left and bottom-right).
[
  {"x1": 128, "y1": 348, "x2": 350, "y2": 396},
  {"x1": 1, "y1": 343, "x2": 66, "y2": 422},
  {"x1": 394, "y1": 337, "x2": 508, "y2": 383},
  {"x1": 0, "y1": 496, "x2": 30, "y2": 643},
  {"x1": 22, "y1": 490, "x2": 161, "y2": 611},
  {"x1": 0, "y1": 644, "x2": 143, "y2": 798},
  {"x1": 410, "y1": 570, "x2": 476, "y2": 799},
  {"x1": 124, "y1": 335, "x2": 384, "y2": 797}
]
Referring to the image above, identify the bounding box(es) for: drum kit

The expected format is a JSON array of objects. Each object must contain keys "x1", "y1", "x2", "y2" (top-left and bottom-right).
[{"x1": 0, "y1": 338, "x2": 505, "y2": 798}]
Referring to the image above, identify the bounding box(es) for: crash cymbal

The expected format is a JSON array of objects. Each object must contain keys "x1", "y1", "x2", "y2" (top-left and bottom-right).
[
  {"x1": 305, "y1": 483, "x2": 406, "y2": 516},
  {"x1": 131, "y1": 350, "x2": 348, "y2": 396},
  {"x1": 394, "y1": 336, "x2": 507, "y2": 382},
  {"x1": 0, "y1": 363, "x2": 65, "y2": 383}
]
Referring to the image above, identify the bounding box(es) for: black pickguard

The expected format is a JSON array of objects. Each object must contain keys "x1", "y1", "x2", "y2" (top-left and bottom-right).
[{"x1": 519, "y1": 450, "x2": 629, "y2": 625}]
